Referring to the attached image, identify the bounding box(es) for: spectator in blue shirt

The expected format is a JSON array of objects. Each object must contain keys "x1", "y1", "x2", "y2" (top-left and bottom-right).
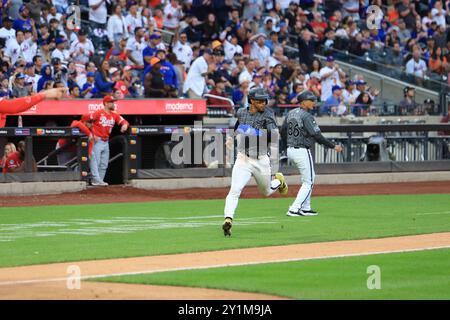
[
  {"x1": 95, "y1": 60, "x2": 114, "y2": 96},
  {"x1": 12, "y1": 5, "x2": 32, "y2": 32},
  {"x1": 322, "y1": 85, "x2": 344, "y2": 116},
  {"x1": 81, "y1": 72, "x2": 98, "y2": 98},
  {"x1": 142, "y1": 33, "x2": 161, "y2": 68},
  {"x1": 143, "y1": 49, "x2": 178, "y2": 97}
]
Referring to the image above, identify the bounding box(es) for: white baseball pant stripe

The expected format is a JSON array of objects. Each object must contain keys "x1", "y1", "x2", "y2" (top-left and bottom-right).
[
  {"x1": 224, "y1": 153, "x2": 281, "y2": 219},
  {"x1": 287, "y1": 147, "x2": 315, "y2": 212}
]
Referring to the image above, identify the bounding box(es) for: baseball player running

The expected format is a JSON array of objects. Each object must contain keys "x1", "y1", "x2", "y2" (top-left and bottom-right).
[
  {"x1": 223, "y1": 88, "x2": 288, "y2": 236},
  {"x1": 281, "y1": 91, "x2": 343, "y2": 216},
  {"x1": 82, "y1": 95, "x2": 129, "y2": 186}
]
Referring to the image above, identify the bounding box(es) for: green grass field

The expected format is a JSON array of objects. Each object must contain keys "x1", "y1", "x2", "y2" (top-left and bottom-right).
[
  {"x1": 97, "y1": 248, "x2": 450, "y2": 299},
  {"x1": 0, "y1": 194, "x2": 449, "y2": 268}
]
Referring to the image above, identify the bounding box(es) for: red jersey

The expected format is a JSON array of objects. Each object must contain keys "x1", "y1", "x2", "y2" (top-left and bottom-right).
[
  {"x1": 84, "y1": 109, "x2": 129, "y2": 141},
  {"x1": 0, "y1": 93, "x2": 45, "y2": 127},
  {"x1": 2, "y1": 151, "x2": 23, "y2": 173},
  {"x1": 57, "y1": 120, "x2": 94, "y2": 155}
]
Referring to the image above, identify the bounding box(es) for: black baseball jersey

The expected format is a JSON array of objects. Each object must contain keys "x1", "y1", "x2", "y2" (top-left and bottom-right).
[
  {"x1": 233, "y1": 106, "x2": 279, "y2": 158},
  {"x1": 281, "y1": 108, "x2": 335, "y2": 149}
]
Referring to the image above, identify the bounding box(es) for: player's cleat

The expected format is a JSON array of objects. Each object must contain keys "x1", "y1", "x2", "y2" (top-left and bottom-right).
[
  {"x1": 302, "y1": 209, "x2": 318, "y2": 215},
  {"x1": 286, "y1": 209, "x2": 318, "y2": 217},
  {"x1": 275, "y1": 172, "x2": 288, "y2": 195},
  {"x1": 222, "y1": 217, "x2": 233, "y2": 237}
]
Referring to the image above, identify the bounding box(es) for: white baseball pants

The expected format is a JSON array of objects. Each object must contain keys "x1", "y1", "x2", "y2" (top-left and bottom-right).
[
  {"x1": 287, "y1": 147, "x2": 315, "y2": 212},
  {"x1": 224, "y1": 153, "x2": 281, "y2": 219}
]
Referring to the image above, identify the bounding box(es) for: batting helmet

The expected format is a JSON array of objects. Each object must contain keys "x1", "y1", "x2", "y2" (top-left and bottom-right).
[
  {"x1": 248, "y1": 87, "x2": 269, "y2": 104},
  {"x1": 297, "y1": 90, "x2": 318, "y2": 104}
]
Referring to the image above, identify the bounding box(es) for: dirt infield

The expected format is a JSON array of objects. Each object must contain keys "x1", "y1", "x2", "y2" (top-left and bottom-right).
[
  {"x1": 1, "y1": 181, "x2": 449, "y2": 207},
  {"x1": 0, "y1": 232, "x2": 449, "y2": 300}
]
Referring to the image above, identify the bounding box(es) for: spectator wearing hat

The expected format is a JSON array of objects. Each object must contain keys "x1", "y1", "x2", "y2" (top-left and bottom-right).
[
  {"x1": 322, "y1": 85, "x2": 344, "y2": 116},
  {"x1": 143, "y1": 33, "x2": 162, "y2": 68},
  {"x1": 319, "y1": 55, "x2": 344, "y2": 102},
  {"x1": 95, "y1": 60, "x2": 115, "y2": 96},
  {"x1": 12, "y1": 4, "x2": 32, "y2": 33},
  {"x1": 353, "y1": 79, "x2": 367, "y2": 98},
  {"x1": 250, "y1": 33, "x2": 271, "y2": 68},
  {"x1": 182, "y1": 48, "x2": 215, "y2": 99},
  {"x1": 51, "y1": 38, "x2": 70, "y2": 64},
  {"x1": 24, "y1": 62, "x2": 39, "y2": 93},
  {"x1": 81, "y1": 71, "x2": 98, "y2": 98},
  {"x1": 173, "y1": 31, "x2": 193, "y2": 70},
  {"x1": 144, "y1": 57, "x2": 167, "y2": 98},
  {"x1": 398, "y1": 86, "x2": 418, "y2": 115},
  {"x1": 125, "y1": 27, "x2": 145, "y2": 76},
  {"x1": 163, "y1": 0, "x2": 182, "y2": 32},
  {"x1": 150, "y1": 49, "x2": 178, "y2": 97},
  {"x1": 69, "y1": 29, "x2": 95, "y2": 65},
  {"x1": 0, "y1": 16, "x2": 16, "y2": 45},
  {"x1": 11, "y1": 73, "x2": 28, "y2": 98},
  {"x1": 107, "y1": 4, "x2": 129, "y2": 50}
]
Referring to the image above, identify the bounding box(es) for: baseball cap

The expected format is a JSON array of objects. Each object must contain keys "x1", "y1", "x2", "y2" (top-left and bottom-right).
[
  {"x1": 204, "y1": 48, "x2": 214, "y2": 55},
  {"x1": 356, "y1": 80, "x2": 367, "y2": 85},
  {"x1": 404, "y1": 86, "x2": 414, "y2": 93},
  {"x1": 212, "y1": 40, "x2": 222, "y2": 50},
  {"x1": 25, "y1": 62, "x2": 34, "y2": 69},
  {"x1": 332, "y1": 85, "x2": 342, "y2": 92},
  {"x1": 25, "y1": 80, "x2": 33, "y2": 85},
  {"x1": 86, "y1": 71, "x2": 95, "y2": 77},
  {"x1": 78, "y1": 29, "x2": 87, "y2": 36},
  {"x1": 3, "y1": 16, "x2": 13, "y2": 23},
  {"x1": 38, "y1": 39, "x2": 49, "y2": 46},
  {"x1": 329, "y1": 15, "x2": 337, "y2": 22},
  {"x1": 149, "y1": 33, "x2": 161, "y2": 40},
  {"x1": 55, "y1": 38, "x2": 67, "y2": 45},
  {"x1": 326, "y1": 55, "x2": 335, "y2": 62},
  {"x1": 19, "y1": 4, "x2": 27, "y2": 13},
  {"x1": 109, "y1": 67, "x2": 119, "y2": 74},
  {"x1": 264, "y1": 17, "x2": 274, "y2": 24},
  {"x1": 51, "y1": 57, "x2": 61, "y2": 65},
  {"x1": 103, "y1": 95, "x2": 117, "y2": 104},
  {"x1": 15, "y1": 73, "x2": 26, "y2": 79},
  {"x1": 150, "y1": 57, "x2": 161, "y2": 66}
]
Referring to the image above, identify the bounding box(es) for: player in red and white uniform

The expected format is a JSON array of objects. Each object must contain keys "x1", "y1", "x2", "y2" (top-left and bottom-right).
[{"x1": 82, "y1": 95, "x2": 129, "y2": 186}]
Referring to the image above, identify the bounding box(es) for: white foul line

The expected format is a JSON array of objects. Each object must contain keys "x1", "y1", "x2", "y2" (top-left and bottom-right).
[{"x1": 0, "y1": 245, "x2": 449, "y2": 287}]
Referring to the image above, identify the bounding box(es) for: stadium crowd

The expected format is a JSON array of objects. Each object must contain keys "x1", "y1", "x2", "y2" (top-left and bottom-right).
[{"x1": 0, "y1": 0, "x2": 449, "y2": 117}]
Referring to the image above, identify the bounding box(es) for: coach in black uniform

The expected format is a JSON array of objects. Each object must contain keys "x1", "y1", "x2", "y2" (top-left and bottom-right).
[{"x1": 281, "y1": 91, "x2": 343, "y2": 216}]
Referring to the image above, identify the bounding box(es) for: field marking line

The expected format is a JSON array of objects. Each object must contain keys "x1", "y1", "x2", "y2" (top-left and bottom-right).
[
  {"x1": 416, "y1": 211, "x2": 450, "y2": 216},
  {"x1": 0, "y1": 245, "x2": 448, "y2": 287}
]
